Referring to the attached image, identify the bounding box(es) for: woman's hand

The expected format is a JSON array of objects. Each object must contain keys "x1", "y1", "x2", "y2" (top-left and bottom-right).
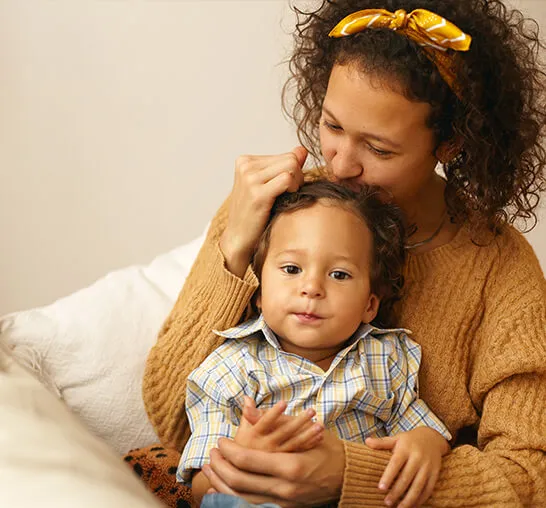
[
  {"x1": 220, "y1": 146, "x2": 307, "y2": 278},
  {"x1": 201, "y1": 430, "x2": 345, "y2": 507},
  {"x1": 365, "y1": 427, "x2": 450, "y2": 508}
]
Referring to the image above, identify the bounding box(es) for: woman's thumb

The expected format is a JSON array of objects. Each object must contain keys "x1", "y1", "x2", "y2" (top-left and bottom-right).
[{"x1": 292, "y1": 145, "x2": 308, "y2": 168}]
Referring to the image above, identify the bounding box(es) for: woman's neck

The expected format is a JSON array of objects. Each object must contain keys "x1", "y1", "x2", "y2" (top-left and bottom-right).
[{"x1": 402, "y1": 175, "x2": 459, "y2": 253}]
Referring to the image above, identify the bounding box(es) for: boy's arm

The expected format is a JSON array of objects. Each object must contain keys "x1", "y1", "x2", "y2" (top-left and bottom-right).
[{"x1": 366, "y1": 427, "x2": 449, "y2": 508}]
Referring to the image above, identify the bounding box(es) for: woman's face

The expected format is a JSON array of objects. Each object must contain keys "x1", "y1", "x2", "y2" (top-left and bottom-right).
[{"x1": 319, "y1": 64, "x2": 441, "y2": 211}]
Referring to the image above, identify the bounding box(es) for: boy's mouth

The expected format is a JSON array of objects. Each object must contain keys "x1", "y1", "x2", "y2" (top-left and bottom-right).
[{"x1": 294, "y1": 312, "x2": 324, "y2": 324}]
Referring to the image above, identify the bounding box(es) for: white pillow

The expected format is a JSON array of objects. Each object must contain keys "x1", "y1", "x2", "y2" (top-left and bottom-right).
[
  {"x1": 0, "y1": 341, "x2": 162, "y2": 507},
  {"x1": 0, "y1": 225, "x2": 208, "y2": 455}
]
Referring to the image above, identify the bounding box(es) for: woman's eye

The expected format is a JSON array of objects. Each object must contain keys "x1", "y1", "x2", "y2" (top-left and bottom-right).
[
  {"x1": 323, "y1": 120, "x2": 341, "y2": 132},
  {"x1": 330, "y1": 270, "x2": 350, "y2": 280},
  {"x1": 368, "y1": 144, "x2": 392, "y2": 157},
  {"x1": 281, "y1": 265, "x2": 301, "y2": 275}
]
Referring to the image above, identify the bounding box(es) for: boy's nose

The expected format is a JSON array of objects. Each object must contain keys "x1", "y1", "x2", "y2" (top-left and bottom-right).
[{"x1": 300, "y1": 277, "x2": 325, "y2": 299}]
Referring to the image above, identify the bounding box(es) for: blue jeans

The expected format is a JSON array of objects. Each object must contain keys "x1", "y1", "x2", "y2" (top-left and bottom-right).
[{"x1": 200, "y1": 493, "x2": 281, "y2": 508}]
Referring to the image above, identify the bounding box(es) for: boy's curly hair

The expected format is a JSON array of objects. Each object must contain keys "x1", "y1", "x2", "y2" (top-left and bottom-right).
[
  {"x1": 282, "y1": 0, "x2": 546, "y2": 233},
  {"x1": 252, "y1": 181, "x2": 407, "y2": 328}
]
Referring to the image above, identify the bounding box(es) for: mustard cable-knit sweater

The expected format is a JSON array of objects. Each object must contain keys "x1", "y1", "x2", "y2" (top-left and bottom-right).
[{"x1": 143, "y1": 197, "x2": 546, "y2": 507}]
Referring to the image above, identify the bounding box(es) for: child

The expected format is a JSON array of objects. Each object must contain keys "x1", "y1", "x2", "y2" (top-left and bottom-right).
[{"x1": 178, "y1": 181, "x2": 451, "y2": 506}]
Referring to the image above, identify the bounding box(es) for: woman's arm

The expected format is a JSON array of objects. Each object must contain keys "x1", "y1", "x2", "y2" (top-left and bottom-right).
[
  {"x1": 142, "y1": 196, "x2": 259, "y2": 450},
  {"x1": 191, "y1": 471, "x2": 211, "y2": 507},
  {"x1": 143, "y1": 149, "x2": 309, "y2": 450}
]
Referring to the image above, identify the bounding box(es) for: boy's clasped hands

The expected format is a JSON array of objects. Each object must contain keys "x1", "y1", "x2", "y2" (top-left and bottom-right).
[{"x1": 205, "y1": 396, "x2": 449, "y2": 508}]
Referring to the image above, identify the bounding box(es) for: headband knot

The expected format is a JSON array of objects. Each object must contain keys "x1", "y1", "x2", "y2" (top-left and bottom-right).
[
  {"x1": 391, "y1": 9, "x2": 408, "y2": 30},
  {"x1": 329, "y1": 8, "x2": 472, "y2": 99}
]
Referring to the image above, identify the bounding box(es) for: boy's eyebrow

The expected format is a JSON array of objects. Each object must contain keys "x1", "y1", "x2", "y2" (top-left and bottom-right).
[
  {"x1": 321, "y1": 105, "x2": 401, "y2": 149},
  {"x1": 273, "y1": 249, "x2": 360, "y2": 266}
]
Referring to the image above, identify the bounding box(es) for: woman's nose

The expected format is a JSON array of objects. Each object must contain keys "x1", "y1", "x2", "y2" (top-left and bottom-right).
[{"x1": 331, "y1": 148, "x2": 363, "y2": 180}]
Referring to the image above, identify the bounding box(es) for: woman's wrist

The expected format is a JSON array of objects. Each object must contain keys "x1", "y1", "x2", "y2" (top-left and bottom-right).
[{"x1": 219, "y1": 232, "x2": 253, "y2": 279}]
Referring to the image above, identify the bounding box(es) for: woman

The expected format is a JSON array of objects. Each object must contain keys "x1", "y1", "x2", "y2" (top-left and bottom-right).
[{"x1": 141, "y1": 0, "x2": 546, "y2": 506}]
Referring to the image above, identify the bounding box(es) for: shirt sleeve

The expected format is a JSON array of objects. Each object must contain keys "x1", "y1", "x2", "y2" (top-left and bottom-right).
[
  {"x1": 384, "y1": 332, "x2": 452, "y2": 440},
  {"x1": 176, "y1": 348, "x2": 245, "y2": 485}
]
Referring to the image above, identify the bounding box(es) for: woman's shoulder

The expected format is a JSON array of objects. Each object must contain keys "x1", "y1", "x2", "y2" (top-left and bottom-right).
[
  {"x1": 489, "y1": 224, "x2": 543, "y2": 275},
  {"x1": 471, "y1": 224, "x2": 545, "y2": 298},
  {"x1": 453, "y1": 223, "x2": 542, "y2": 268}
]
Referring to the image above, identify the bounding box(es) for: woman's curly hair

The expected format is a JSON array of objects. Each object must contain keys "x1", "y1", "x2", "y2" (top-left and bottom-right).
[
  {"x1": 252, "y1": 181, "x2": 407, "y2": 328},
  {"x1": 282, "y1": 0, "x2": 546, "y2": 233}
]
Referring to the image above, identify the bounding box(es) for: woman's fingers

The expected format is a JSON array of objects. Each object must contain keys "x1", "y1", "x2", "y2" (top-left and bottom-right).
[
  {"x1": 202, "y1": 462, "x2": 238, "y2": 497},
  {"x1": 214, "y1": 434, "x2": 345, "y2": 505},
  {"x1": 207, "y1": 446, "x2": 282, "y2": 496},
  {"x1": 216, "y1": 438, "x2": 292, "y2": 478},
  {"x1": 221, "y1": 146, "x2": 307, "y2": 275}
]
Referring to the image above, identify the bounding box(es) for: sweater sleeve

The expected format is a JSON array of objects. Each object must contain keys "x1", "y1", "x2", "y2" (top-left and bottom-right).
[
  {"x1": 142, "y1": 195, "x2": 259, "y2": 450},
  {"x1": 339, "y1": 234, "x2": 546, "y2": 507}
]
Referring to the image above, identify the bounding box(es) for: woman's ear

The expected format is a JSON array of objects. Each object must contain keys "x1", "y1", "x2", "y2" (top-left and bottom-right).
[
  {"x1": 436, "y1": 137, "x2": 463, "y2": 163},
  {"x1": 362, "y1": 293, "x2": 380, "y2": 324}
]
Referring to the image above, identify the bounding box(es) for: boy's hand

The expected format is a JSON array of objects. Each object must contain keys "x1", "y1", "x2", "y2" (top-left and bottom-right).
[
  {"x1": 365, "y1": 427, "x2": 450, "y2": 508},
  {"x1": 235, "y1": 397, "x2": 323, "y2": 453}
]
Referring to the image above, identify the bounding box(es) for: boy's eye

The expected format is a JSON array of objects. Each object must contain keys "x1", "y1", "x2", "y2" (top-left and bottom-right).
[
  {"x1": 330, "y1": 270, "x2": 350, "y2": 280},
  {"x1": 281, "y1": 265, "x2": 301, "y2": 275}
]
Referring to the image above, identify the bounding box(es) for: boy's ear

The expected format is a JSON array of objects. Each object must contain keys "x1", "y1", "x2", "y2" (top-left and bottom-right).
[
  {"x1": 362, "y1": 293, "x2": 380, "y2": 324},
  {"x1": 435, "y1": 136, "x2": 463, "y2": 164}
]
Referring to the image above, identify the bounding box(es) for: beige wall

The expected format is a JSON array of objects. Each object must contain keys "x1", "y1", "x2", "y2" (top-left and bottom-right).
[{"x1": 1, "y1": 0, "x2": 545, "y2": 315}]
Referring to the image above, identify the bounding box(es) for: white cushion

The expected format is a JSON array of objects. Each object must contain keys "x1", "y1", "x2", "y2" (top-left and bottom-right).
[
  {"x1": 0, "y1": 341, "x2": 162, "y2": 507},
  {"x1": 0, "y1": 225, "x2": 207, "y2": 454}
]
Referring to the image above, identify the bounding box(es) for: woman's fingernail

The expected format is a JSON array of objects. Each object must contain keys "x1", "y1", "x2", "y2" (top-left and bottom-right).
[
  {"x1": 379, "y1": 482, "x2": 387, "y2": 490},
  {"x1": 384, "y1": 497, "x2": 393, "y2": 506},
  {"x1": 202, "y1": 465, "x2": 211, "y2": 477}
]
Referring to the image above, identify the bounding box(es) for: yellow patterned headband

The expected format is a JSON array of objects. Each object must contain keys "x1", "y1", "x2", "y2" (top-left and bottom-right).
[{"x1": 329, "y1": 9, "x2": 472, "y2": 98}]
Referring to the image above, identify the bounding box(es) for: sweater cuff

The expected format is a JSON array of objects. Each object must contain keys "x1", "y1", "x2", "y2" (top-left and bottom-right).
[
  {"x1": 340, "y1": 441, "x2": 391, "y2": 508},
  {"x1": 208, "y1": 243, "x2": 259, "y2": 325}
]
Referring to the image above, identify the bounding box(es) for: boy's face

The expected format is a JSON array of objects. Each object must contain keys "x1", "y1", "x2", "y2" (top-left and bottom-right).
[{"x1": 258, "y1": 201, "x2": 379, "y2": 366}]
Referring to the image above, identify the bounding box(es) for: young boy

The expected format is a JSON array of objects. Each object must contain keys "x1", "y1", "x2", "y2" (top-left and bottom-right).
[{"x1": 178, "y1": 181, "x2": 451, "y2": 506}]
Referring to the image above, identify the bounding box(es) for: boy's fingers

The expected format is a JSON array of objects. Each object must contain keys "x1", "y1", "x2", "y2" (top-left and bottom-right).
[
  {"x1": 267, "y1": 407, "x2": 316, "y2": 445},
  {"x1": 253, "y1": 401, "x2": 287, "y2": 433},
  {"x1": 295, "y1": 431, "x2": 324, "y2": 452},
  {"x1": 242, "y1": 397, "x2": 261, "y2": 425},
  {"x1": 365, "y1": 436, "x2": 397, "y2": 450},
  {"x1": 378, "y1": 450, "x2": 406, "y2": 491},
  {"x1": 415, "y1": 470, "x2": 439, "y2": 506},
  {"x1": 397, "y1": 467, "x2": 428, "y2": 508},
  {"x1": 277, "y1": 422, "x2": 323, "y2": 452},
  {"x1": 384, "y1": 458, "x2": 419, "y2": 507}
]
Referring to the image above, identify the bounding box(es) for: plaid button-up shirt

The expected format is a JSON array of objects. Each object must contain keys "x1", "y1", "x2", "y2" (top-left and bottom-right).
[{"x1": 178, "y1": 314, "x2": 451, "y2": 484}]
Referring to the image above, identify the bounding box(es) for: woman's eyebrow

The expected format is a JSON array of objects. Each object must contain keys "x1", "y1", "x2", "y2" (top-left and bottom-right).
[{"x1": 322, "y1": 105, "x2": 401, "y2": 149}]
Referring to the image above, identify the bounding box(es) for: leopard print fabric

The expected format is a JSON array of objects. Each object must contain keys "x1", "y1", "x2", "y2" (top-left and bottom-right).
[{"x1": 123, "y1": 444, "x2": 192, "y2": 507}]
